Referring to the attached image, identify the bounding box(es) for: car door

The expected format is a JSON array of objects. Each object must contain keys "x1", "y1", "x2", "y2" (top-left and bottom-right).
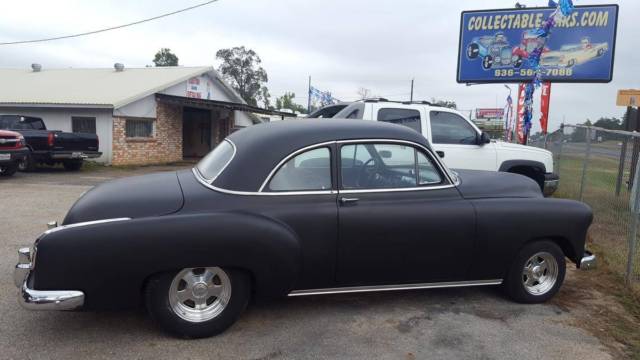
[
  {"x1": 259, "y1": 144, "x2": 339, "y2": 290},
  {"x1": 427, "y1": 110, "x2": 498, "y2": 171},
  {"x1": 335, "y1": 140, "x2": 476, "y2": 286}
]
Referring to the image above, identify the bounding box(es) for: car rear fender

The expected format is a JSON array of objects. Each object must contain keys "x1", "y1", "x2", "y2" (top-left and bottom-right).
[{"x1": 32, "y1": 212, "x2": 301, "y2": 310}]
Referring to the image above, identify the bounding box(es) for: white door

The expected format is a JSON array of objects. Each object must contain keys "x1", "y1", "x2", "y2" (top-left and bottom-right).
[{"x1": 426, "y1": 110, "x2": 497, "y2": 171}]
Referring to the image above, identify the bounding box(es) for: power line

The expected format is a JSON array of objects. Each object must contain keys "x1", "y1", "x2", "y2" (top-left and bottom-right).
[{"x1": 0, "y1": 0, "x2": 221, "y2": 46}]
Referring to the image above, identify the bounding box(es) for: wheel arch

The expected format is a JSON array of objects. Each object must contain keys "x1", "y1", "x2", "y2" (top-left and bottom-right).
[{"x1": 499, "y1": 160, "x2": 546, "y2": 190}]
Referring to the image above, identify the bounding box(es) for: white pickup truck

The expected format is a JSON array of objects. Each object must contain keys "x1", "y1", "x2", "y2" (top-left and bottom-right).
[{"x1": 333, "y1": 100, "x2": 559, "y2": 196}]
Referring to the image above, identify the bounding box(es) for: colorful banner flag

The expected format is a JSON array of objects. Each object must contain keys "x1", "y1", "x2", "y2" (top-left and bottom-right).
[
  {"x1": 309, "y1": 86, "x2": 338, "y2": 110},
  {"x1": 504, "y1": 93, "x2": 514, "y2": 141},
  {"x1": 539, "y1": 82, "x2": 552, "y2": 135},
  {"x1": 516, "y1": 83, "x2": 526, "y2": 144}
]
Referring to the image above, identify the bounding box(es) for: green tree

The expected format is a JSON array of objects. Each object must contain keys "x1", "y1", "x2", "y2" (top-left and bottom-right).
[
  {"x1": 216, "y1": 46, "x2": 269, "y2": 107},
  {"x1": 153, "y1": 48, "x2": 179, "y2": 67},
  {"x1": 275, "y1": 92, "x2": 306, "y2": 113}
]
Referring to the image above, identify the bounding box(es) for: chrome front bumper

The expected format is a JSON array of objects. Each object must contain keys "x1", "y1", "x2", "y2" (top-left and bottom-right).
[
  {"x1": 579, "y1": 250, "x2": 597, "y2": 270},
  {"x1": 14, "y1": 247, "x2": 84, "y2": 310}
]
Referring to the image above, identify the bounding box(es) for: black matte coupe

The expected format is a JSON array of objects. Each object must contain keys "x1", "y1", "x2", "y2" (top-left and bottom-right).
[{"x1": 14, "y1": 119, "x2": 595, "y2": 338}]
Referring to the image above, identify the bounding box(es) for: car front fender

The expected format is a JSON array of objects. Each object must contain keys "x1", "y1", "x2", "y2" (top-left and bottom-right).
[{"x1": 32, "y1": 212, "x2": 301, "y2": 310}]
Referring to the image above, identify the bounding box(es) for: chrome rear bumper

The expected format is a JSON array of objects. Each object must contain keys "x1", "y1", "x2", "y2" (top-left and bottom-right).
[
  {"x1": 579, "y1": 250, "x2": 596, "y2": 270},
  {"x1": 14, "y1": 247, "x2": 84, "y2": 310},
  {"x1": 543, "y1": 173, "x2": 559, "y2": 197}
]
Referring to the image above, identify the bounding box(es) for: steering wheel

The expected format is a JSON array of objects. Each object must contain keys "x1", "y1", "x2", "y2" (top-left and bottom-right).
[{"x1": 356, "y1": 158, "x2": 380, "y2": 187}]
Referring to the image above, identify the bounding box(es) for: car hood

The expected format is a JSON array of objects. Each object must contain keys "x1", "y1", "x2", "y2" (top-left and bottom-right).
[
  {"x1": 494, "y1": 141, "x2": 551, "y2": 155},
  {"x1": 454, "y1": 169, "x2": 542, "y2": 199},
  {"x1": 62, "y1": 172, "x2": 184, "y2": 225}
]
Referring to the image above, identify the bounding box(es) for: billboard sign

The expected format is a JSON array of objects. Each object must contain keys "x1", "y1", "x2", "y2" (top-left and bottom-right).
[
  {"x1": 457, "y1": 5, "x2": 618, "y2": 83},
  {"x1": 476, "y1": 108, "x2": 505, "y2": 119}
]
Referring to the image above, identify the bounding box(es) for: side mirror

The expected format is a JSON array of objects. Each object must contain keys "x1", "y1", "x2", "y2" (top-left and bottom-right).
[
  {"x1": 478, "y1": 132, "x2": 491, "y2": 145},
  {"x1": 379, "y1": 150, "x2": 392, "y2": 159}
]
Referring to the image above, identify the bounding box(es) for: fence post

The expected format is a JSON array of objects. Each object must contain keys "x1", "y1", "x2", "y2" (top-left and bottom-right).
[
  {"x1": 616, "y1": 137, "x2": 628, "y2": 196},
  {"x1": 627, "y1": 157, "x2": 640, "y2": 284},
  {"x1": 556, "y1": 129, "x2": 563, "y2": 181},
  {"x1": 579, "y1": 127, "x2": 592, "y2": 202}
]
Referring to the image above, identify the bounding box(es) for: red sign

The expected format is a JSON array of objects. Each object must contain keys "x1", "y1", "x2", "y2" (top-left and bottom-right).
[
  {"x1": 516, "y1": 83, "x2": 526, "y2": 144},
  {"x1": 476, "y1": 108, "x2": 505, "y2": 119},
  {"x1": 539, "y1": 82, "x2": 552, "y2": 135}
]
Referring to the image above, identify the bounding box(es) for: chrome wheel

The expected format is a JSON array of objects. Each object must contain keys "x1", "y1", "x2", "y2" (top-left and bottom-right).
[
  {"x1": 168, "y1": 267, "x2": 232, "y2": 323},
  {"x1": 522, "y1": 252, "x2": 558, "y2": 296}
]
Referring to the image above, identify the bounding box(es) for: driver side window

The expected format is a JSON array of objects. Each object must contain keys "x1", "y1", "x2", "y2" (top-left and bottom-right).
[
  {"x1": 340, "y1": 143, "x2": 443, "y2": 190},
  {"x1": 430, "y1": 111, "x2": 478, "y2": 145}
]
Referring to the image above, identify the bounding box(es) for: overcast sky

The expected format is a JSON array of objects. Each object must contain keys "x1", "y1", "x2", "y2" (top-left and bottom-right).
[{"x1": 0, "y1": 0, "x2": 637, "y2": 132}]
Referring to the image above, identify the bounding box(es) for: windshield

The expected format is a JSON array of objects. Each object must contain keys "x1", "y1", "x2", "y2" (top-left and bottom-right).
[
  {"x1": 195, "y1": 140, "x2": 235, "y2": 181},
  {"x1": 308, "y1": 104, "x2": 348, "y2": 118}
]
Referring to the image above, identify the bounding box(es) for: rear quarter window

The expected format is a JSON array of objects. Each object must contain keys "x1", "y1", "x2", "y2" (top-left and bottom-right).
[{"x1": 196, "y1": 140, "x2": 235, "y2": 181}]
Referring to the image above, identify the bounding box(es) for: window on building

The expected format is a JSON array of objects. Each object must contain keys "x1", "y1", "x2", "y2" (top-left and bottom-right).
[
  {"x1": 377, "y1": 108, "x2": 422, "y2": 133},
  {"x1": 125, "y1": 119, "x2": 154, "y2": 138},
  {"x1": 72, "y1": 117, "x2": 96, "y2": 134}
]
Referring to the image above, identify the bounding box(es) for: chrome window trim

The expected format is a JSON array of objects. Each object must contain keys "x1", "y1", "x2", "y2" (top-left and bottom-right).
[
  {"x1": 196, "y1": 139, "x2": 237, "y2": 183},
  {"x1": 258, "y1": 140, "x2": 336, "y2": 192},
  {"x1": 193, "y1": 168, "x2": 336, "y2": 196},
  {"x1": 192, "y1": 138, "x2": 461, "y2": 196},
  {"x1": 336, "y1": 138, "x2": 458, "y2": 187},
  {"x1": 288, "y1": 279, "x2": 503, "y2": 297}
]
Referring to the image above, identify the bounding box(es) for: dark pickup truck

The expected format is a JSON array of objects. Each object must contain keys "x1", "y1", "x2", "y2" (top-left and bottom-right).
[{"x1": 0, "y1": 115, "x2": 101, "y2": 171}]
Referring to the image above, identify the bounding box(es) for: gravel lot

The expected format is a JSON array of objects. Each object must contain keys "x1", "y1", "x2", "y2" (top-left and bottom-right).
[{"x1": 0, "y1": 166, "x2": 616, "y2": 359}]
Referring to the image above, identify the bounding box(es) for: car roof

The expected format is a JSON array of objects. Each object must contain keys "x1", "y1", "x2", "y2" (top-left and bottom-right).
[{"x1": 213, "y1": 118, "x2": 431, "y2": 192}]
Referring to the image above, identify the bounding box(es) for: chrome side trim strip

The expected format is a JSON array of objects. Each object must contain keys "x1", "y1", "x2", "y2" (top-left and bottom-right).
[
  {"x1": 258, "y1": 140, "x2": 337, "y2": 192},
  {"x1": 340, "y1": 184, "x2": 456, "y2": 194},
  {"x1": 287, "y1": 279, "x2": 503, "y2": 297},
  {"x1": 43, "y1": 217, "x2": 131, "y2": 236}
]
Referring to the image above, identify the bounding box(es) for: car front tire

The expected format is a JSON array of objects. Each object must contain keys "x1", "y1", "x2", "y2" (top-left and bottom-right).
[
  {"x1": 467, "y1": 43, "x2": 480, "y2": 59},
  {"x1": 482, "y1": 55, "x2": 494, "y2": 70},
  {"x1": 145, "y1": 267, "x2": 251, "y2": 338},
  {"x1": 18, "y1": 153, "x2": 35, "y2": 172},
  {"x1": 0, "y1": 162, "x2": 18, "y2": 177},
  {"x1": 504, "y1": 240, "x2": 566, "y2": 303}
]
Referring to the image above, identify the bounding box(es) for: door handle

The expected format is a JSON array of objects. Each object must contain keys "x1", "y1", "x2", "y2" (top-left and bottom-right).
[
  {"x1": 436, "y1": 150, "x2": 445, "y2": 158},
  {"x1": 339, "y1": 197, "x2": 359, "y2": 204}
]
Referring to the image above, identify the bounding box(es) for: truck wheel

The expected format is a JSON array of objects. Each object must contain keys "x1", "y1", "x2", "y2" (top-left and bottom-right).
[
  {"x1": 18, "y1": 153, "x2": 35, "y2": 172},
  {"x1": 504, "y1": 240, "x2": 565, "y2": 303},
  {"x1": 145, "y1": 267, "x2": 251, "y2": 338},
  {"x1": 507, "y1": 167, "x2": 545, "y2": 193},
  {"x1": 63, "y1": 160, "x2": 83, "y2": 171},
  {"x1": 482, "y1": 55, "x2": 493, "y2": 70},
  {"x1": 467, "y1": 43, "x2": 479, "y2": 59},
  {"x1": 0, "y1": 162, "x2": 18, "y2": 177}
]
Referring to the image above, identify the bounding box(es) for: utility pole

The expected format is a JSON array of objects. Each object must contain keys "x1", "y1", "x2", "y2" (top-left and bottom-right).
[
  {"x1": 307, "y1": 76, "x2": 311, "y2": 114},
  {"x1": 410, "y1": 79, "x2": 414, "y2": 102}
]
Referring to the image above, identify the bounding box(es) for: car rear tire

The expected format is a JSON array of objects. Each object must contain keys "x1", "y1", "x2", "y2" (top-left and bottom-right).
[
  {"x1": 0, "y1": 162, "x2": 18, "y2": 177},
  {"x1": 18, "y1": 153, "x2": 35, "y2": 172},
  {"x1": 504, "y1": 240, "x2": 565, "y2": 303},
  {"x1": 63, "y1": 159, "x2": 83, "y2": 171},
  {"x1": 145, "y1": 267, "x2": 251, "y2": 338}
]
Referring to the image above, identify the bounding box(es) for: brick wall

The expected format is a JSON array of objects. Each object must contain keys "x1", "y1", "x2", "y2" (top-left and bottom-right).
[{"x1": 111, "y1": 101, "x2": 183, "y2": 165}]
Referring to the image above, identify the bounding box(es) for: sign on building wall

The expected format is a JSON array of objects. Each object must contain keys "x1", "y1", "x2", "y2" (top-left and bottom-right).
[
  {"x1": 476, "y1": 108, "x2": 505, "y2": 119},
  {"x1": 457, "y1": 4, "x2": 618, "y2": 83},
  {"x1": 186, "y1": 76, "x2": 214, "y2": 100}
]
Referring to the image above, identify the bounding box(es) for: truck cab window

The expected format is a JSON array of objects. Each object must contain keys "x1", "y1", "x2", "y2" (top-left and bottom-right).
[{"x1": 430, "y1": 111, "x2": 478, "y2": 145}]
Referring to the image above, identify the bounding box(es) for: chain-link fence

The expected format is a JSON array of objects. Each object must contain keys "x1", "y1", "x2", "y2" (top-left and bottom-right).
[{"x1": 530, "y1": 124, "x2": 640, "y2": 288}]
